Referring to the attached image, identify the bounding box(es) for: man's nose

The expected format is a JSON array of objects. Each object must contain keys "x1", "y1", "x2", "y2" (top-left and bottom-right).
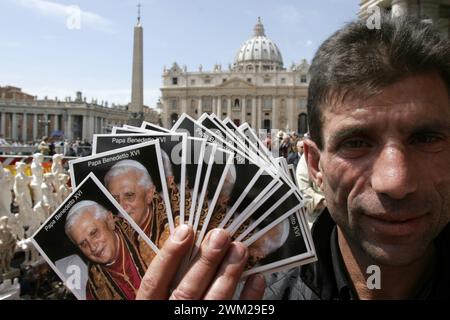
[
  {"x1": 371, "y1": 145, "x2": 418, "y2": 199},
  {"x1": 120, "y1": 199, "x2": 131, "y2": 211},
  {"x1": 88, "y1": 240, "x2": 98, "y2": 254}
]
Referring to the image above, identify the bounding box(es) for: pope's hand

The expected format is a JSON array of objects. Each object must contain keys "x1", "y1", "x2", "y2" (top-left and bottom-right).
[{"x1": 136, "y1": 224, "x2": 266, "y2": 300}]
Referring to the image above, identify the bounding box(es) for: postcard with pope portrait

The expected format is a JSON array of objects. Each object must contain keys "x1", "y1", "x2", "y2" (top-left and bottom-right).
[
  {"x1": 32, "y1": 173, "x2": 157, "y2": 300},
  {"x1": 69, "y1": 140, "x2": 173, "y2": 247}
]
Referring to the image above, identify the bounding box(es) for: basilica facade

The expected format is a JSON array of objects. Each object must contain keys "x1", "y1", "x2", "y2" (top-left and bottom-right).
[{"x1": 160, "y1": 18, "x2": 310, "y2": 134}]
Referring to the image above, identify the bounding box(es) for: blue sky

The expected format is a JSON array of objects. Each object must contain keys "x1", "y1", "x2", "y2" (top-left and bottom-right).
[{"x1": 0, "y1": 0, "x2": 359, "y2": 108}]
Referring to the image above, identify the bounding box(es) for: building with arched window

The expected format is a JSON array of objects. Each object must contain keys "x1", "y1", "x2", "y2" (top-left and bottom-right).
[{"x1": 160, "y1": 18, "x2": 309, "y2": 133}]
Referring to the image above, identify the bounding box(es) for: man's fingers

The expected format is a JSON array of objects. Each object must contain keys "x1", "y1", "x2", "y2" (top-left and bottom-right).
[
  {"x1": 239, "y1": 274, "x2": 266, "y2": 300},
  {"x1": 203, "y1": 242, "x2": 248, "y2": 300},
  {"x1": 136, "y1": 224, "x2": 194, "y2": 300},
  {"x1": 170, "y1": 228, "x2": 230, "y2": 300}
]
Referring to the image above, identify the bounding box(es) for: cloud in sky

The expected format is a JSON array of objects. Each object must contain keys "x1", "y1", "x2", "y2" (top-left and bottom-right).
[
  {"x1": 12, "y1": 0, "x2": 113, "y2": 32},
  {"x1": 304, "y1": 40, "x2": 313, "y2": 47}
]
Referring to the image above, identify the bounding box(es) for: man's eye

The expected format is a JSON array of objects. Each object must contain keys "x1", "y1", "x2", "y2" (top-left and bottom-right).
[
  {"x1": 124, "y1": 192, "x2": 136, "y2": 201},
  {"x1": 410, "y1": 134, "x2": 446, "y2": 152},
  {"x1": 341, "y1": 139, "x2": 371, "y2": 149},
  {"x1": 411, "y1": 135, "x2": 441, "y2": 144},
  {"x1": 90, "y1": 229, "x2": 99, "y2": 238}
]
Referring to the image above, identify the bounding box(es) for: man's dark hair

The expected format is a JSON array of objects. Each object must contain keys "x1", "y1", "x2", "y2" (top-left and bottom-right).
[{"x1": 307, "y1": 14, "x2": 450, "y2": 149}]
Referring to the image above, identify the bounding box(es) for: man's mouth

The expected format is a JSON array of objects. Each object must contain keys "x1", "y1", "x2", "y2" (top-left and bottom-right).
[
  {"x1": 363, "y1": 213, "x2": 430, "y2": 237},
  {"x1": 93, "y1": 248, "x2": 104, "y2": 258}
]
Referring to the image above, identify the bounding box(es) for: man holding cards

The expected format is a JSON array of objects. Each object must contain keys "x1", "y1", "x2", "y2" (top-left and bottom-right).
[
  {"x1": 65, "y1": 200, "x2": 148, "y2": 300},
  {"x1": 136, "y1": 14, "x2": 449, "y2": 300},
  {"x1": 104, "y1": 160, "x2": 170, "y2": 260}
]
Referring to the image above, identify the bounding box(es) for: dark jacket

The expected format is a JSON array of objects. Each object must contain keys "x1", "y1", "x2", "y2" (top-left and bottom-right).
[{"x1": 287, "y1": 152, "x2": 301, "y2": 170}]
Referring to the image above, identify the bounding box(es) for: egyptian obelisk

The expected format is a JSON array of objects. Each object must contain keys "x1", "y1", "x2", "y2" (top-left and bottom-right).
[{"x1": 129, "y1": 3, "x2": 144, "y2": 126}]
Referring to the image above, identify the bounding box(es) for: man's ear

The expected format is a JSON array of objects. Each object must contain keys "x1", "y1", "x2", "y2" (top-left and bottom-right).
[
  {"x1": 304, "y1": 139, "x2": 323, "y2": 190},
  {"x1": 146, "y1": 185, "x2": 156, "y2": 202},
  {"x1": 106, "y1": 211, "x2": 115, "y2": 230}
]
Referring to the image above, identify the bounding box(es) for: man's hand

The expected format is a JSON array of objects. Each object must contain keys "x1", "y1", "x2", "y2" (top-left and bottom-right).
[{"x1": 136, "y1": 224, "x2": 266, "y2": 300}]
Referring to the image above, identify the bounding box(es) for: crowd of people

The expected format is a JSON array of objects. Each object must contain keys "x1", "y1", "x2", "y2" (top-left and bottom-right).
[
  {"x1": 268, "y1": 130, "x2": 325, "y2": 227},
  {"x1": 0, "y1": 135, "x2": 92, "y2": 157}
]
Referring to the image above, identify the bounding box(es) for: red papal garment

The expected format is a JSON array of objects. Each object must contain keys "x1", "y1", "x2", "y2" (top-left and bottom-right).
[{"x1": 85, "y1": 218, "x2": 147, "y2": 300}]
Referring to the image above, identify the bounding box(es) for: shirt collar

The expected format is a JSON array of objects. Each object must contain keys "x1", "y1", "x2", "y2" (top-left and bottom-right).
[{"x1": 330, "y1": 226, "x2": 359, "y2": 300}]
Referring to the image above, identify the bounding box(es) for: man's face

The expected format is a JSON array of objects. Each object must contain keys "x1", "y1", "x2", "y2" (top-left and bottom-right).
[
  {"x1": 69, "y1": 209, "x2": 118, "y2": 265},
  {"x1": 106, "y1": 171, "x2": 154, "y2": 227},
  {"x1": 297, "y1": 141, "x2": 304, "y2": 155},
  {"x1": 308, "y1": 73, "x2": 450, "y2": 266}
]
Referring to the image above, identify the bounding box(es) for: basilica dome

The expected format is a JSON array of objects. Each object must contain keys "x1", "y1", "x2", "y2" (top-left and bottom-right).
[{"x1": 233, "y1": 18, "x2": 284, "y2": 71}]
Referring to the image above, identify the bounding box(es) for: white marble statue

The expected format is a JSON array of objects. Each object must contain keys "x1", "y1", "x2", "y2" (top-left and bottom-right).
[
  {"x1": 26, "y1": 209, "x2": 41, "y2": 239},
  {"x1": 7, "y1": 214, "x2": 24, "y2": 241},
  {"x1": 17, "y1": 237, "x2": 40, "y2": 266},
  {"x1": 19, "y1": 207, "x2": 41, "y2": 266},
  {"x1": 51, "y1": 154, "x2": 64, "y2": 191},
  {"x1": 57, "y1": 173, "x2": 71, "y2": 204},
  {"x1": 0, "y1": 163, "x2": 13, "y2": 217},
  {"x1": 30, "y1": 153, "x2": 44, "y2": 205},
  {"x1": 15, "y1": 193, "x2": 33, "y2": 229},
  {"x1": 13, "y1": 162, "x2": 32, "y2": 210},
  {"x1": 0, "y1": 217, "x2": 16, "y2": 275},
  {"x1": 41, "y1": 175, "x2": 57, "y2": 216},
  {"x1": 51, "y1": 154, "x2": 64, "y2": 174},
  {"x1": 44, "y1": 172, "x2": 57, "y2": 194},
  {"x1": 33, "y1": 201, "x2": 47, "y2": 225}
]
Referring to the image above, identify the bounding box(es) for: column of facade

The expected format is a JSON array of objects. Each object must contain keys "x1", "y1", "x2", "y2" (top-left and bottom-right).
[
  {"x1": 11, "y1": 113, "x2": 18, "y2": 141},
  {"x1": 251, "y1": 96, "x2": 257, "y2": 129},
  {"x1": 241, "y1": 97, "x2": 246, "y2": 124},
  {"x1": 44, "y1": 114, "x2": 49, "y2": 136},
  {"x1": 22, "y1": 112, "x2": 27, "y2": 143},
  {"x1": 227, "y1": 97, "x2": 232, "y2": 119},
  {"x1": 271, "y1": 97, "x2": 278, "y2": 131},
  {"x1": 197, "y1": 97, "x2": 202, "y2": 116},
  {"x1": 257, "y1": 97, "x2": 262, "y2": 132},
  {"x1": 54, "y1": 114, "x2": 59, "y2": 131},
  {"x1": 287, "y1": 97, "x2": 295, "y2": 132},
  {"x1": 101, "y1": 117, "x2": 105, "y2": 134},
  {"x1": 181, "y1": 98, "x2": 187, "y2": 114},
  {"x1": 92, "y1": 116, "x2": 100, "y2": 134},
  {"x1": 33, "y1": 114, "x2": 38, "y2": 141},
  {"x1": 66, "y1": 114, "x2": 72, "y2": 140},
  {"x1": 0, "y1": 112, "x2": 5, "y2": 136},
  {"x1": 82, "y1": 115, "x2": 88, "y2": 140},
  {"x1": 217, "y1": 97, "x2": 222, "y2": 118},
  {"x1": 89, "y1": 115, "x2": 95, "y2": 138}
]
